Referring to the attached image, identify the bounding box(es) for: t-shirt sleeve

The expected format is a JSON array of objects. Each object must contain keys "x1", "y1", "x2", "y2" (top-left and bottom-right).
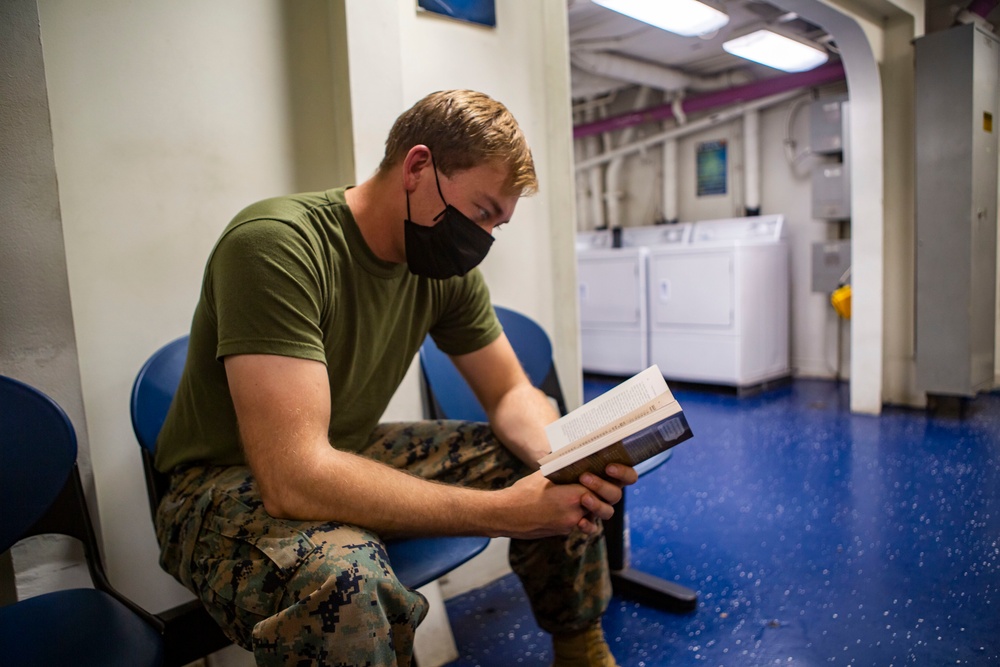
[
  {"x1": 429, "y1": 268, "x2": 502, "y2": 356},
  {"x1": 207, "y1": 218, "x2": 329, "y2": 363}
]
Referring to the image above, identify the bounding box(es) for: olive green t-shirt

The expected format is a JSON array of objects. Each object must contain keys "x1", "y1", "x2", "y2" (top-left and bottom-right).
[{"x1": 154, "y1": 187, "x2": 501, "y2": 472}]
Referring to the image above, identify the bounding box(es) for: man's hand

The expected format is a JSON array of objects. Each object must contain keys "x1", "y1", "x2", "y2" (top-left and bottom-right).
[
  {"x1": 492, "y1": 463, "x2": 639, "y2": 539},
  {"x1": 574, "y1": 463, "x2": 639, "y2": 531},
  {"x1": 493, "y1": 473, "x2": 595, "y2": 539},
  {"x1": 579, "y1": 464, "x2": 639, "y2": 507}
]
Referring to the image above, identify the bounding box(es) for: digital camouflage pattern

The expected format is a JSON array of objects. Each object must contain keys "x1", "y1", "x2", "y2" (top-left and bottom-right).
[{"x1": 157, "y1": 420, "x2": 611, "y2": 666}]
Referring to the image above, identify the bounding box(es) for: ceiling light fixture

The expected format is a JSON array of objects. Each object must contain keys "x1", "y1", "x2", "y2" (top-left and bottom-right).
[
  {"x1": 722, "y1": 28, "x2": 829, "y2": 72},
  {"x1": 592, "y1": 0, "x2": 730, "y2": 37}
]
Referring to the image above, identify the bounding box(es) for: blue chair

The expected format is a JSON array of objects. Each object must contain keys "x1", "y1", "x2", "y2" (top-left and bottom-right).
[
  {"x1": 131, "y1": 337, "x2": 490, "y2": 661},
  {"x1": 420, "y1": 305, "x2": 697, "y2": 612},
  {"x1": 420, "y1": 306, "x2": 568, "y2": 422},
  {"x1": 0, "y1": 375, "x2": 165, "y2": 667}
]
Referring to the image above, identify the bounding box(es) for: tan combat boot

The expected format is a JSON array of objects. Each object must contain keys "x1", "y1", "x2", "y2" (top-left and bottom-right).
[{"x1": 551, "y1": 621, "x2": 619, "y2": 667}]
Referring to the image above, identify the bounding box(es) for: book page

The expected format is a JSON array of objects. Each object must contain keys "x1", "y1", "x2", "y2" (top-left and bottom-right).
[
  {"x1": 544, "y1": 365, "x2": 667, "y2": 452},
  {"x1": 539, "y1": 402, "x2": 687, "y2": 478},
  {"x1": 541, "y1": 411, "x2": 693, "y2": 483},
  {"x1": 537, "y1": 392, "x2": 674, "y2": 467}
]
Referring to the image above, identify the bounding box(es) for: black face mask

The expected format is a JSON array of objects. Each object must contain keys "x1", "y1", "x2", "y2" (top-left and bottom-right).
[{"x1": 404, "y1": 159, "x2": 495, "y2": 280}]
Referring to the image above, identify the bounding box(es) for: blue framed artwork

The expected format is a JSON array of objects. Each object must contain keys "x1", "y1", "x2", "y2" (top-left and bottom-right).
[
  {"x1": 417, "y1": 0, "x2": 496, "y2": 27},
  {"x1": 696, "y1": 140, "x2": 728, "y2": 196}
]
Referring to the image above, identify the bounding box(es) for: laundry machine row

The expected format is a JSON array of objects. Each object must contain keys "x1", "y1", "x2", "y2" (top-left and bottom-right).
[{"x1": 576, "y1": 215, "x2": 791, "y2": 388}]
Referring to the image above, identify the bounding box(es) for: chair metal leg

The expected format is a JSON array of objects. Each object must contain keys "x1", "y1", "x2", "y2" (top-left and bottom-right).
[
  {"x1": 159, "y1": 599, "x2": 233, "y2": 667},
  {"x1": 605, "y1": 494, "x2": 697, "y2": 613}
]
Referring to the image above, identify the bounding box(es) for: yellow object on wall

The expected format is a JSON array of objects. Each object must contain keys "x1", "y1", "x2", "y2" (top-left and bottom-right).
[{"x1": 831, "y1": 284, "x2": 851, "y2": 319}]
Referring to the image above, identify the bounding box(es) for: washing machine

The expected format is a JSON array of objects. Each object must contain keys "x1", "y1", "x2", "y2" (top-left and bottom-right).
[
  {"x1": 621, "y1": 222, "x2": 692, "y2": 249},
  {"x1": 647, "y1": 215, "x2": 790, "y2": 388},
  {"x1": 576, "y1": 225, "x2": 691, "y2": 376}
]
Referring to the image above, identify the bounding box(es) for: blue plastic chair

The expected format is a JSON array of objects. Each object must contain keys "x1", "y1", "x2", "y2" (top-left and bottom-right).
[
  {"x1": 130, "y1": 337, "x2": 490, "y2": 651},
  {"x1": 0, "y1": 375, "x2": 165, "y2": 667},
  {"x1": 420, "y1": 306, "x2": 568, "y2": 422},
  {"x1": 419, "y1": 305, "x2": 697, "y2": 612}
]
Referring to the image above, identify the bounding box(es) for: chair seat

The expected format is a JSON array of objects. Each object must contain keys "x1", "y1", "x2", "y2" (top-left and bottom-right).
[
  {"x1": 387, "y1": 536, "x2": 491, "y2": 590},
  {"x1": 634, "y1": 449, "x2": 672, "y2": 478},
  {"x1": 0, "y1": 588, "x2": 164, "y2": 666}
]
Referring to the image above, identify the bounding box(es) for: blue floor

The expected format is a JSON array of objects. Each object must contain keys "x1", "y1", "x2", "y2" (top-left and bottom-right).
[{"x1": 444, "y1": 378, "x2": 1000, "y2": 666}]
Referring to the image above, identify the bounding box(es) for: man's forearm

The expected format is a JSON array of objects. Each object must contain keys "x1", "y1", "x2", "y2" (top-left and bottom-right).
[
  {"x1": 487, "y1": 383, "x2": 559, "y2": 469},
  {"x1": 257, "y1": 442, "x2": 507, "y2": 538},
  {"x1": 252, "y1": 437, "x2": 602, "y2": 541}
]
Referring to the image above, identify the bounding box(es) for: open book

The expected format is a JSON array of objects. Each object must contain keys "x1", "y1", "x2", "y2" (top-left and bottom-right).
[{"x1": 538, "y1": 365, "x2": 693, "y2": 484}]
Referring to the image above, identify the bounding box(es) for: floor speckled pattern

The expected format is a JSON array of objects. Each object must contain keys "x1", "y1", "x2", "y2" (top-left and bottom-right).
[{"x1": 443, "y1": 378, "x2": 1000, "y2": 666}]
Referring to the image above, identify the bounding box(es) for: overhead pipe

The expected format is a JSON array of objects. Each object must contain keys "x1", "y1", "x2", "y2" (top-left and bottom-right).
[
  {"x1": 574, "y1": 88, "x2": 804, "y2": 172},
  {"x1": 572, "y1": 51, "x2": 691, "y2": 92},
  {"x1": 573, "y1": 61, "x2": 846, "y2": 139},
  {"x1": 965, "y1": 0, "x2": 999, "y2": 19},
  {"x1": 571, "y1": 51, "x2": 751, "y2": 95},
  {"x1": 956, "y1": 0, "x2": 998, "y2": 27}
]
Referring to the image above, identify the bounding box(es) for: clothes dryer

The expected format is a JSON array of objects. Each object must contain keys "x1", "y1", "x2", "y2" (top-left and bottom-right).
[
  {"x1": 647, "y1": 215, "x2": 790, "y2": 387},
  {"x1": 576, "y1": 225, "x2": 691, "y2": 376},
  {"x1": 576, "y1": 230, "x2": 646, "y2": 375}
]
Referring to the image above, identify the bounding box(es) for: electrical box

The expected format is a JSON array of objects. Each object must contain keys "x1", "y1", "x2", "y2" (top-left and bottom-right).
[
  {"x1": 810, "y1": 95, "x2": 848, "y2": 155},
  {"x1": 915, "y1": 23, "x2": 999, "y2": 397},
  {"x1": 811, "y1": 240, "x2": 851, "y2": 293},
  {"x1": 810, "y1": 96, "x2": 851, "y2": 220},
  {"x1": 811, "y1": 161, "x2": 851, "y2": 220}
]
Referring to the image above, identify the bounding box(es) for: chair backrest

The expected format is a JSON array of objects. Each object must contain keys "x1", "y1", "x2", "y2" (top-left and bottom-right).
[
  {"x1": 130, "y1": 336, "x2": 189, "y2": 519},
  {"x1": 0, "y1": 376, "x2": 78, "y2": 555},
  {"x1": 0, "y1": 375, "x2": 162, "y2": 625},
  {"x1": 419, "y1": 306, "x2": 568, "y2": 421},
  {"x1": 130, "y1": 336, "x2": 238, "y2": 665}
]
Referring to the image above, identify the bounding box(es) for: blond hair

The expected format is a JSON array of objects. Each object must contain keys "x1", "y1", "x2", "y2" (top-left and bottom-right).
[{"x1": 378, "y1": 90, "x2": 537, "y2": 196}]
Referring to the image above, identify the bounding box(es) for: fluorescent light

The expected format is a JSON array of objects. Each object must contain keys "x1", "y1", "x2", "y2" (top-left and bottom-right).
[
  {"x1": 722, "y1": 29, "x2": 829, "y2": 72},
  {"x1": 593, "y1": 0, "x2": 729, "y2": 37}
]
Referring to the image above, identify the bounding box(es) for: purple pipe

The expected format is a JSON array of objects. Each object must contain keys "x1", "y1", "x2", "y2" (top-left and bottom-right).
[
  {"x1": 573, "y1": 61, "x2": 846, "y2": 139},
  {"x1": 966, "y1": 0, "x2": 999, "y2": 18}
]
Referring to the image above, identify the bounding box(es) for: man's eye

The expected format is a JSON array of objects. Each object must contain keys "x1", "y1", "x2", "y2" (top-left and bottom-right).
[{"x1": 478, "y1": 207, "x2": 491, "y2": 221}]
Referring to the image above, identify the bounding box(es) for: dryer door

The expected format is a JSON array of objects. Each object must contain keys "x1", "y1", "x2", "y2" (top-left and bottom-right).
[
  {"x1": 649, "y1": 250, "x2": 733, "y2": 329},
  {"x1": 577, "y1": 250, "x2": 645, "y2": 326}
]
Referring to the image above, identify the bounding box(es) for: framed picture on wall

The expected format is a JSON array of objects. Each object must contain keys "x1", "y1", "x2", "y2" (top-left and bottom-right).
[
  {"x1": 417, "y1": 0, "x2": 496, "y2": 27},
  {"x1": 696, "y1": 140, "x2": 728, "y2": 196}
]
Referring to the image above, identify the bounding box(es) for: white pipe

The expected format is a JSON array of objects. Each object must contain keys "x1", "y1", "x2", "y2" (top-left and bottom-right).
[
  {"x1": 574, "y1": 89, "x2": 804, "y2": 172},
  {"x1": 571, "y1": 50, "x2": 752, "y2": 94},
  {"x1": 605, "y1": 86, "x2": 652, "y2": 228},
  {"x1": 662, "y1": 139, "x2": 678, "y2": 223},
  {"x1": 572, "y1": 51, "x2": 690, "y2": 92},
  {"x1": 583, "y1": 104, "x2": 605, "y2": 230},
  {"x1": 744, "y1": 109, "x2": 761, "y2": 214}
]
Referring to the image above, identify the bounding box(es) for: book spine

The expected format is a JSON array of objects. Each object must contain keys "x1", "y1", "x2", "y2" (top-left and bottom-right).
[{"x1": 619, "y1": 413, "x2": 692, "y2": 463}]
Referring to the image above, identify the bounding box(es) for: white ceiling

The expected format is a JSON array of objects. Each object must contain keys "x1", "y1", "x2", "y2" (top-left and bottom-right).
[{"x1": 567, "y1": 0, "x2": 837, "y2": 100}]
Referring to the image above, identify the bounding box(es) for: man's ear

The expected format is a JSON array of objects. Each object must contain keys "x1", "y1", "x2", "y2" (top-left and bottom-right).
[{"x1": 402, "y1": 145, "x2": 433, "y2": 192}]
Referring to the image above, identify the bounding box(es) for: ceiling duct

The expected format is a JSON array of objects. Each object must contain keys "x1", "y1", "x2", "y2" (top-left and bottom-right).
[
  {"x1": 573, "y1": 60, "x2": 845, "y2": 139},
  {"x1": 571, "y1": 50, "x2": 752, "y2": 96}
]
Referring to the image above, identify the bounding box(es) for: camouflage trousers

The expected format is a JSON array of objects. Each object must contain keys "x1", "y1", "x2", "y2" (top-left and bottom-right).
[{"x1": 156, "y1": 420, "x2": 611, "y2": 667}]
